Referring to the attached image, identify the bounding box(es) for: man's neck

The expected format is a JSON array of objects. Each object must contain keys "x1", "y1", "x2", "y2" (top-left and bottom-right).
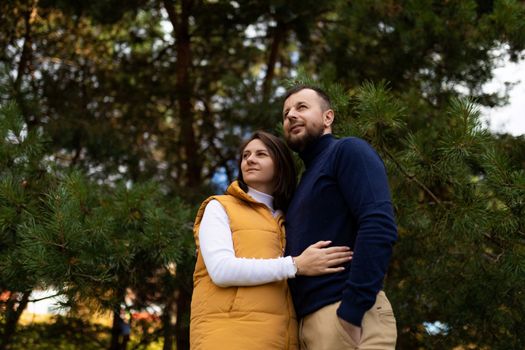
[{"x1": 299, "y1": 134, "x2": 335, "y2": 167}]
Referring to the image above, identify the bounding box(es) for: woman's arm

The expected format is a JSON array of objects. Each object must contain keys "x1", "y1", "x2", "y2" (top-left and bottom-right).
[
  {"x1": 199, "y1": 200, "x2": 352, "y2": 287},
  {"x1": 199, "y1": 200, "x2": 296, "y2": 287}
]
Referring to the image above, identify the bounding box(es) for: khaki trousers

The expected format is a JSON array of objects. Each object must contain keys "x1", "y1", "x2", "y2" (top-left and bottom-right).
[{"x1": 299, "y1": 291, "x2": 397, "y2": 350}]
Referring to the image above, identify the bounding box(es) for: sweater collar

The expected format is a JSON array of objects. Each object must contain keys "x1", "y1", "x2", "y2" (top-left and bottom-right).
[
  {"x1": 299, "y1": 133, "x2": 335, "y2": 168},
  {"x1": 247, "y1": 186, "x2": 275, "y2": 212},
  {"x1": 225, "y1": 181, "x2": 280, "y2": 217}
]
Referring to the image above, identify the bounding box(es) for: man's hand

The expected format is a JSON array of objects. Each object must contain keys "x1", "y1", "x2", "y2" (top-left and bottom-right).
[{"x1": 338, "y1": 317, "x2": 362, "y2": 345}]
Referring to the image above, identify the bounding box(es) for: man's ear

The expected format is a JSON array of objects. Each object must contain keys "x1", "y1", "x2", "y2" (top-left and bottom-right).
[{"x1": 323, "y1": 109, "x2": 335, "y2": 129}]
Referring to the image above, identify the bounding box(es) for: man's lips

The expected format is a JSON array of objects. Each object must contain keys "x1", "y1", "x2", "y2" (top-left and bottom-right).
[{"x1": 289, "y1": 124, "x2": 304, "y2": 133}]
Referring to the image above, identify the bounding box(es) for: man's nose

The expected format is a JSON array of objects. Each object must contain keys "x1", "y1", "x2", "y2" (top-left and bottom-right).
[{"x1": 285, "y1": 109, "x2": 298, "y2": 121}]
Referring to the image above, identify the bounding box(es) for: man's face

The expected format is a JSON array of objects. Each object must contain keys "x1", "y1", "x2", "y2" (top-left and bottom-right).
[{"x1": 282, "y1": 89, "x2": 332, "y2": 152}]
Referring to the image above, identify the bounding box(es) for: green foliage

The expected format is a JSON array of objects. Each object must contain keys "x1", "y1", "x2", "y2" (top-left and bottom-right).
[
  {"x1": 283, "y1": 67, "x2": 351, "y2": 116},
  {"x1": 277, "y1": 76, "x2": 525, "y2": 347},
  {"x1": 17, "y1": 173, "x2": 194, "y2": 309},
  {"x1": 10, "y1": 315, "x2": 163, "y2": 350},
  {"x1": 0, "y1": 101, "x2": 194, "y2": 348},
  {"x1": 331, "y1": 81, "x2": 524, "y2": 349},
  {"x1": 0, "y1": 102, "x2": 51, "y2": 292},
  {"x1": 345, "y1": 80, "x2": 407, "y2": 148},
  {"x1": 10, "y1": 316, "x2": 112, "y2": 350},
  {"x1": 2, "y1": 0, "x2": 525, "y2": 348}
]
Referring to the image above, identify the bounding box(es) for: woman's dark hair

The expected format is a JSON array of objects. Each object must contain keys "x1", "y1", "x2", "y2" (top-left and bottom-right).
[{"x1": 237, "y1": 131, "x2": 297, "y2": 212}]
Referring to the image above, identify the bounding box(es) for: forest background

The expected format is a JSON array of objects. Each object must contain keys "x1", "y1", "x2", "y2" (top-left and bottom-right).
[{"x1": 1, "y1": 0, "x2": 525, "y2": 349}]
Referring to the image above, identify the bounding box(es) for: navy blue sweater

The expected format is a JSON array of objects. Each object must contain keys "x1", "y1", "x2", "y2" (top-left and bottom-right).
[{"x1": 285, "y1": 134, "x2": 397, "y2": 326}]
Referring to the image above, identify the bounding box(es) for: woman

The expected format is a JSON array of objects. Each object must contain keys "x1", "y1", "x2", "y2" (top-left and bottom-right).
[{"x1": 190, "y1": 131, "x2": 352, "y2": 350}]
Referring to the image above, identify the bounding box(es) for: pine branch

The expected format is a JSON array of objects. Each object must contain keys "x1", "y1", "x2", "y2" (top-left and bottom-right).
[
  {"x1": 382, "y1": 147, "x2": 442, "y2": 205},
  {"x1": 27, "y1": 291, "x2": 63, "y2": 303},
  {"x1": 72, "y1": 272, "x2": 109, "y2": 283},
  {"x1": 483, "y1": 232, "x2": 506, "y2": 249},
  {"x1": 482, "y1": 251, "x2": 504, "y2": 263}
]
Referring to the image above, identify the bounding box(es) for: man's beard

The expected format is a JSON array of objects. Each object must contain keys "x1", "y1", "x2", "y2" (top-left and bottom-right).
[{"x1": 285, "y1": 126, "x2": 324, "y2": 152}]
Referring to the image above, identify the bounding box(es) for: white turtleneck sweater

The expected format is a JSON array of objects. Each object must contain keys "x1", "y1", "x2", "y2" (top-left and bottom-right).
[{"x1": 199, "y1": 186, "x2": 296, "y2": 287}]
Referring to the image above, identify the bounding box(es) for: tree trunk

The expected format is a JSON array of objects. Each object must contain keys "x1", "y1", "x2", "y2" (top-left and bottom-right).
[
  {"x1": 109, "y1": 288, "x2": 126, "y2": 350},
  {"x1": 262, "y1": 21, "x2": 287, "y2": 104},
  {"x1": 175, "y1": 286, "x2": 191, "y2": 350},
  {"x1": 0, "y1": 291, "x2": 31, "y2": 350},
  {"x1": 13, "y1": 1, "x2": 37, "y2": 127},
  {"x1": 14, "y1": 8, "x2": 31, "y2": 92},
  {"x1": 163, "y1": 0, "x2": 202, "y2": 188},
  {"x1": 109, "y1": 308, "x2": 121, "y2": 350},
  {"x1": 160, "y1": 295, "x2": 176, "y2": 350}
]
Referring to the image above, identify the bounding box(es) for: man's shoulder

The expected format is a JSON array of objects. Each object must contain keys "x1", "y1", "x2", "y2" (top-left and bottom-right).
[{"x1": 333, "y1": 136, "x2": 376, "y2": 155}]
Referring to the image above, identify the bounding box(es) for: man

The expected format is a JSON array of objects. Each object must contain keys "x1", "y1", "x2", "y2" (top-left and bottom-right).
[{"x1": 283, "y1": 85, "x2": 398, "y2": 349}]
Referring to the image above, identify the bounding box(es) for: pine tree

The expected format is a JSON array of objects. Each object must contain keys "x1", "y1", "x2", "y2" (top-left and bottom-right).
[
  {"x1": 286, "y1": 76, "x2": 525, "y2": 349},
  {"x1": 0, "y1": 101, "x2": 196, "y2": 349},
  {"x1": 18, "y1": 172, "x2": 195, "y2": 350},
  {"x1": 2, "y1": 1, "x2": 525, "y2": 348},
  {"x1": 0, "y1": 101, "x2": 54, "y2": 350}
]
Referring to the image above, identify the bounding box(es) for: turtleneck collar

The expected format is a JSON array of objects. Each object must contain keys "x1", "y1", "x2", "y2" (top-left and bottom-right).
[
  {"x1": 247, "y1": 186, "x2": 275, "y2": 212},
  {"x1": 299, "y1": 133, "x2": 335, "y2": 168},
  {"x1": 225, "y1": 181, "x2": 281, "y2": 217}
]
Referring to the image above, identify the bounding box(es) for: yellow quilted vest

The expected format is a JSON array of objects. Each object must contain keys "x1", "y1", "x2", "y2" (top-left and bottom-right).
[{"x1": 190, "y1": 181, "x2": 298, "y2": 350}]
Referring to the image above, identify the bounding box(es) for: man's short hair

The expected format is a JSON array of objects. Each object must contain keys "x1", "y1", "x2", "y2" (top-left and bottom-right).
[{"x1": 283, "y1": 85, "x2": 332, "y2": 111}]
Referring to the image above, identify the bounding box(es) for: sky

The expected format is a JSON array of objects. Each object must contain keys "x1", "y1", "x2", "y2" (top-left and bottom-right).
[{"x1": 482, "y1": 57, "x2": 525, "y2": 136}]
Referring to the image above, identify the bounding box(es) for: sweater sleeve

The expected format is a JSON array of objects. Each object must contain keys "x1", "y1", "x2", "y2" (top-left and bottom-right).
[
  {"x1": 333, "y1": 138, "x2": 398, "y2": 327},
  {"x1": 199, "y1": 200, "x2": 296, "y2": 287}
]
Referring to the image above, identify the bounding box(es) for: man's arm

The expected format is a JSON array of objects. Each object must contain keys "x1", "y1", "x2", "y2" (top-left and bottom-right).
[{"x1": 333, "y1": 138, "x2": 397, "y2": 328}]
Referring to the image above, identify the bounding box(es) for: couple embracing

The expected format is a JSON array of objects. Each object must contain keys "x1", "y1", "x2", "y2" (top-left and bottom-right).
[{"x1": 190, "y1": 85, "x2": 398, "y2": 350}]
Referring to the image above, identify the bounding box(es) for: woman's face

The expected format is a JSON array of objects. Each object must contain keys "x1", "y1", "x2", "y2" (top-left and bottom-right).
[{"x1": 241, "y1": 139, "x2": 276, "y2": 194}]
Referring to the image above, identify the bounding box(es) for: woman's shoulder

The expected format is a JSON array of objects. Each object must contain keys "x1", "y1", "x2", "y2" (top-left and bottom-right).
[{"x1": 199, "y1": 195, "x2": 240, "y2": 214}]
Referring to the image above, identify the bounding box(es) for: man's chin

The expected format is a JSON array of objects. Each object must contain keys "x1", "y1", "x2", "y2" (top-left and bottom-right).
[
  {"x1": 285, "y1": 136, "x2": 307, "y2": 152},
  {"x1": 286, "y1": 131, "x2": 322, "y2": 152}
]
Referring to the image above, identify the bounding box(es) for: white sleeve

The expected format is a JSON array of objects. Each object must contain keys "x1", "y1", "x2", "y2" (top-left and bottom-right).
[{"x1": 199, "y1": 200, "x2": 296, "y2": 287}]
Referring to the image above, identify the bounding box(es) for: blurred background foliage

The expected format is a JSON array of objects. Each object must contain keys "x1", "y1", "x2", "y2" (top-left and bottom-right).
[{"x1": 1, "y1": 0, "x2": 525, "y2": 349}]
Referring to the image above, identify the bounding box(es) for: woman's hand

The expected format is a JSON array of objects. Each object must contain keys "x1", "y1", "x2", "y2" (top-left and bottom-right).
[{"x1": 293, "y1": 240, "x2": 352, "y2": 276}]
